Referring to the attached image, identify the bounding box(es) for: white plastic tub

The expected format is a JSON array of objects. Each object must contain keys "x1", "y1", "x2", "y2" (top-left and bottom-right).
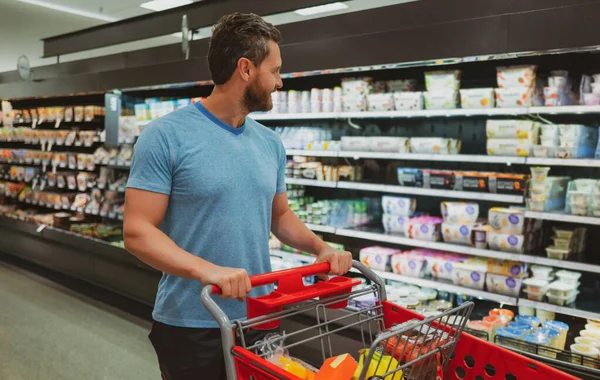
[
  {"x1": 571, "y1": 344, "x2": 599, "y2": 369},
  {"x1": 556, "y1": 270, "x2": 582, "y2": 284},
  {"x1": 547, "y1": 281, "x2": 578, "y2": 298},
  {"x1": 523, "y1": 278, "x2": 550, "y2": 293},
  {"x1": 547, "y1": 290, "x2": 578, "y2": 306},
  {"x1": 546, "y1": 246, "x2": 570, "y2": 260},
  {"x1": 531, "y1": 265, "x2": 554, "y2": 280},
  {"x1": 486, "y1": 273, "x2": 523, "y2": 297},
  {"x1": 523, "y1": 288, "x2": 546, "y2": 301}
]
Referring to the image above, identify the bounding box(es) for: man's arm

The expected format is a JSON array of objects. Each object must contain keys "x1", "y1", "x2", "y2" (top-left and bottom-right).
[
  {"x1": 271, "y1": 192, "x2": 353, "y2": 275},
  {"x1": 123, "y1": 188, "x2": 251, "y2": 299}
]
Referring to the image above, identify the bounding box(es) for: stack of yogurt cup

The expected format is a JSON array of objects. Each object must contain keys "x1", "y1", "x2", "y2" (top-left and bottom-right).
[{"x1": 572, "y1": 320, "x2": 600, "y2": 368}]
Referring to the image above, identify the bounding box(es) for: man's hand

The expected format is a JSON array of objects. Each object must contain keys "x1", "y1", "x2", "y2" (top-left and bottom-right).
[
  {"x1": 314, "y1": 246, "x2": 353, "y2": 280},
  {"x1": 201, "y1": 265, "x2": 252, "y2": 301}
]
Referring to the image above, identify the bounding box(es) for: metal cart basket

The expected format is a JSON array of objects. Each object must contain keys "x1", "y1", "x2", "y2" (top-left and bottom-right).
[{"x1": 201, "y1": 261, "x2": 578, "y2": 380}]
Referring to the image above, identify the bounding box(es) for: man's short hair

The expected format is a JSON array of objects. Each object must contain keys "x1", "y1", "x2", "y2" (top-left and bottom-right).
[{"x1": 208, "y1": 13, "x2": 282, "y2": 85}]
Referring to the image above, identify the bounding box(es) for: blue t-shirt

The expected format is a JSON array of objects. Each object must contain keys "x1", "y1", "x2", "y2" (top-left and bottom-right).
[{"x1": 127, "y1": 102, "x2": 286, "y2": 328}]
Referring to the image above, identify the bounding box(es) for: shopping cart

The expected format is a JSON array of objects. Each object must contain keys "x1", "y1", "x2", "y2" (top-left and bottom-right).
[{"x1": 201, "y1": 261, "x2": 577, "y2": 380}]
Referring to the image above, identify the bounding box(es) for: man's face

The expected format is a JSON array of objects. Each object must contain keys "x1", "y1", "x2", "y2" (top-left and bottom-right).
[{"x1": 243, "y1": 41, "x2": 283, "y2": 113}]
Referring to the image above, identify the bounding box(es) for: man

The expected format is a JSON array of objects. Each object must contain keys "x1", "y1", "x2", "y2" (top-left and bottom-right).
[{"x1": 123, "y1": 12, "x2": 353, "y2": 380}]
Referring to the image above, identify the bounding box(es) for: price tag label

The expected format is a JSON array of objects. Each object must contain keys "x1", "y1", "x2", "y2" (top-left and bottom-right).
[
  {"x1": 32, "y1": 119, "x2": 38, "y2": 129},
  {"x1": 55, "y1": 118, "x2": 62, "y2": 129}
]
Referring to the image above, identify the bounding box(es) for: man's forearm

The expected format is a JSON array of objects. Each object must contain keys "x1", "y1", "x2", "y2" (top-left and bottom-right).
[
  {"x1": 271, "y1": 208, "x2": 329, "y2": 255},
  {"x1": 124, "y1": 220, "x2": 214, "y2": 282}
]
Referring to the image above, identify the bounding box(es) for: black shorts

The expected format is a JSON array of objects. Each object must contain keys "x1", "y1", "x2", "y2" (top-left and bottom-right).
[{"x1": 148, "y1": 320, "x2": 272, "y2": 380}]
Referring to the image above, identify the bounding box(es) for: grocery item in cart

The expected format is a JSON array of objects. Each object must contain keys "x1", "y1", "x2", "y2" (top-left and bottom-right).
[{"x1": 314, "y1": 354, "x2": 357, "y2": 380}]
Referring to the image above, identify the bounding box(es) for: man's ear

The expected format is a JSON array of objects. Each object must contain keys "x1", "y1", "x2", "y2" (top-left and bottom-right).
[{"x1": 237, "y1": 58, "x2": 253, "y2": 82}]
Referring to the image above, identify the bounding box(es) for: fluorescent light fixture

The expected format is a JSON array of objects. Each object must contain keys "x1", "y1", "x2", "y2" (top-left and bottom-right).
[
  {"x1": 17, "y1": 0, "x2": 119, "y2": 22},
  {"x1": 294, "y1": 2, "x2": 349, "y2": 16},
  {"x1": 140, "y1": 0, "x2": 193, "y2": 12}
]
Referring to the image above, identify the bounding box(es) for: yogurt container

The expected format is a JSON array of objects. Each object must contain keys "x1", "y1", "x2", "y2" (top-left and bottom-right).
[
  {"x1": 530, "y1": 265, "x2": 554, "y2": 280},
  {"x1": 570, "y1": 344, "x2": 599, "y2": 368},
  {"x1": 490, "y1": 308, "x2": 515, "y2": 322},
  {"x1": 581, "y1": 329, "x2": 600, "y2": 340},
  {"x1": 496, "y1": 328, "x2": 524, "y2": 348},
  {"x1": 535, "y1": 327, "x2": 561, "y2": 349},
  {"x1": 508, "y1": 322, "x2": 534, "y2": 334},
  {"x1": 467, "y1": 320, "x2": 493, "y2": 341},
  {"x1": 515, "y1": 315, "x2": 541, "y2": 328},
  {"x1": 535, "y1": 309, "x2": 556, "y2": 324},
  {"x1": 525, "y1": 334, "x2": 555, "y2": 358},
  {"x1": 575, "y1": 337, "x2": 600, "y2": 349},
  {"x1": 556, "y1": 270, "x2": 582, "y2": 284}
]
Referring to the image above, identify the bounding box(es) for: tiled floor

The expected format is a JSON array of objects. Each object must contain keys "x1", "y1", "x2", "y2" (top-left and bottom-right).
[{"x1": 0, "y1": 261, "x2": 159, "y2": 380}]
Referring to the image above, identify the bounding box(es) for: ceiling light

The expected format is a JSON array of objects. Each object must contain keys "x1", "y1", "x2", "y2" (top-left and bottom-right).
[
  {"x1": 17, "y1": 0, "x2": 119, "y2": 22},
  {"x1": 140, "y1": 0, "x2": 193, "y2": 12},
  {"x1": 294, "y1": 2, "x2": 349, "y2": 16}
]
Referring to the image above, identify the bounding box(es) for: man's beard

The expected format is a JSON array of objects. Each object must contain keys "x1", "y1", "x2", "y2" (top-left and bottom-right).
[{"x1": 243, "y1": 79, "x2": 273, "y2": 113}]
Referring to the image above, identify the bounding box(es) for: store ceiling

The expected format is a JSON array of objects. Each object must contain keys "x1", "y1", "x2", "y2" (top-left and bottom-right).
[{"x1": 0, "y1": 0, "x2": 416, "y2": 75}]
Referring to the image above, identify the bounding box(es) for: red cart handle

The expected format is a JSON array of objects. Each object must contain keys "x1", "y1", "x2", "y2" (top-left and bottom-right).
[
  {"x1": 211, "y1": 262, "x2": 331, "y2": 295},
  {"x1": 210, "y1": 261, "x2": 360, "y2": 330}
]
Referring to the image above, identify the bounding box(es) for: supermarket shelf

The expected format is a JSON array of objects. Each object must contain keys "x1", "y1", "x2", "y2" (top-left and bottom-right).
[
  {"x1": 269, "y1": 249, "x2": 517, "y2": 305},
  {"x1": 518, "y1": 299, "x2": 600, "y2": 321},
  {"x1": 286, "y1": 149, "x2": 337, "y2": 157},
  {"x1": 286, "y1": 178, "x2": 337, "y2": 188},
  {"x1": 305, "y1": 223, "x2": 336, "y2": 234},
  {"x1": 525, "y1": 158, "x2": 600, "y2": 167},
  {"x1": 524, "y1": 211, "x2": 600, "y2": 226},
  {"x1": 336, "y1": 181, "x2": 524, "y2": 203},
  {"x1": 251, "y1": 105, "x2": 600, "y2": 121},
  {"x1": 334, "y1": 228, "x2": 600, "y2": 274}
]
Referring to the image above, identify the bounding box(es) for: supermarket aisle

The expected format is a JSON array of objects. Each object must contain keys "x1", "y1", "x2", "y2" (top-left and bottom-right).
[{"x1": 0, "y1": 260, "x2": 159, "y2": 380}]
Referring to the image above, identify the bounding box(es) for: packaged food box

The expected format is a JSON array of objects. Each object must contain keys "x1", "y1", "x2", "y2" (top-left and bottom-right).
[
  {"x1": 367, "y1": 93, "x2": 395, "y2": 111},
  {"x1": 488, "y1": 208, "x2": 525, "y2": 234},
  {"x1": 441, "y1": 202, "x2": 479, "y2": 224},
  {"x1": 486, "y1": 273, "x2": 523, "y2": 297},
  {"x1": 382, "y1": 214, "x2": 408, "y2": 234},
  {"x1": 486, "y1": 120, "x2": 539, "y2": 140},
  {"x1": 424, "y1": 70, "x2": 461, "y2": 91},
  {"x1": 495, "y1": 88, "x2": 534, "y2": 108},
  {"x1": 487, "y1": 259, "x2": 528, "y2": 278},
  {"x1": 397, "y1": 168, "x2": 423, "y2": 187},
  {"x1": 496, "y1": 65, "x2": 537, "y2": 88},
  {"x1": 359, "y1": 246, "x2": 401, "y2": 271},
  {"x1": 404, "y1": 216, "x2": 443, "y2": 241},
  {"x1": 487, "y1": 231, "x2": 525, "y2": 253},
  {"x1": 442, "y1": 222, "x2": 481, "y2": 246},
  {"x1": 427, "y1": 253, "x2": 465, "y2": 281},
  {"x1": 391, "y1": 253, "x2": 426, "y2": 278},
  {"x1": 424, "y1": 91, "x2": 459, "y2": 109},
  {"x1": 423, "y1": 170, "x2": 454, "y2": 189},
  {"x1": 454, "y1": 171, "x2": 491, "y2": 193},
  {"x1": 369, "y1": 137, "x2": 410, "y2": 153},
  {"x1": 460, "y1": 88, "x2": 495, "y2": 109},
  {"x1": 341, "y1": 77, "x2": 372, "y2": 96},
  {"x1": 410, "y1": 137, "x2": 461, "y2": 154},
  {"x1": 381, "y1": 196, "x2": 416, "y2": 216},
  {"x1": 341, "y1": 136, "x2": 371, "y2": 151},
  {"x1": 393, "y1": 92, "x2": 423, "y2": 110},
  {"x1": 342, "y1": 94, "x2": 368, "y2": 112},
  {"x1": 453, "y1": 262, "x2": 487, "y2": 290},
  {"x1": 388, "y1": 79, "x2": 418, "y2": 92},
  {"x1": 489, "y1": 174, "x2": 528, "y2": 195},
  {"x1": 487, "y1": 138, "x2": 532, "y2": 157}
]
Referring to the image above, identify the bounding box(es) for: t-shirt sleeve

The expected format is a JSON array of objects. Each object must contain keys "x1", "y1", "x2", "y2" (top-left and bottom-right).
[
  {"x1": 126, "y1": 123, "x2": 174, "y2": 195},
  {"x1": 276, "y1": 140, "x2": 287, "y2": 194}
]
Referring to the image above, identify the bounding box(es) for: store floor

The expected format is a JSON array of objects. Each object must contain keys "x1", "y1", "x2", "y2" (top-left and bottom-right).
[{"x1": 0, "y1": 260, "x2": 159, "y2": 380}]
